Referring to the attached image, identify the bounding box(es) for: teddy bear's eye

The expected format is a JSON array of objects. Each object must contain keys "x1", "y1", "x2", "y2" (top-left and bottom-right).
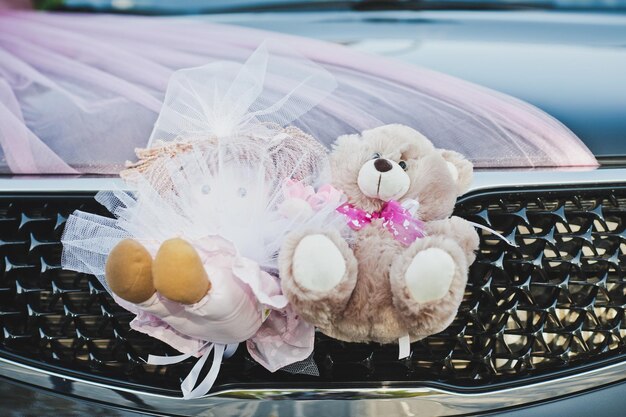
[
  {"x1": 370, "y1": 152, "x2": 381, "y2": 160},
  {"x1": 398, "y1": 161, "x2": 408, "y2": 171}
]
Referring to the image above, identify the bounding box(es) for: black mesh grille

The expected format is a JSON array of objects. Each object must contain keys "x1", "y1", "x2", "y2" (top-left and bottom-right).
[{"x1": 0, "y1": 186, "x2": 624, "y2": 393}]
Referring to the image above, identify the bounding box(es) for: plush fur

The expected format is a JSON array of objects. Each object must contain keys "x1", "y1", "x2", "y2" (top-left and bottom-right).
[{"x1": 279, "y1": 124, "x2": 480, "y2": 344}]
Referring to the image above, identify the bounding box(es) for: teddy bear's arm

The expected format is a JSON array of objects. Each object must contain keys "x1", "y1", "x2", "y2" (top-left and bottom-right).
[{"x1": 425, "y1": 216, "x2": 480, "y2": 264}]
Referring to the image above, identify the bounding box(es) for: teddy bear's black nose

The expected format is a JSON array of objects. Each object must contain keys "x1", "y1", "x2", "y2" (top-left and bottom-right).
[{"x1": 374, "y1": 158, "x2": 393, "y2": 173}]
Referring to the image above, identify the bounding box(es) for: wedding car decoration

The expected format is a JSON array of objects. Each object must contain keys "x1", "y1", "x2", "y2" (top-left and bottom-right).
[
  {"x1": 60, "y1": 41, "x2": 511, "y2": 399},
  {"x1": 60, "y1": 44, "x2": 349, "y2": 399}
]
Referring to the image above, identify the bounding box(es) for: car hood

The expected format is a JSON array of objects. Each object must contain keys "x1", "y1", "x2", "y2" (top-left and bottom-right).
[{"x1": 205, "y1": 9, "x2": 626, "y2": 161}]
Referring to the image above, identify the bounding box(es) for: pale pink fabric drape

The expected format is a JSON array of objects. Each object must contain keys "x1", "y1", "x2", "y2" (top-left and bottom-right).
[{"x1": 0, "y1": 11, "x2": 597, "y2": 173}]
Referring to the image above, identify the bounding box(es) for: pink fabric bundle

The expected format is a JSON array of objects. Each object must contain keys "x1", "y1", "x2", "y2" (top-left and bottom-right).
[
  {"x1": 0, "y1": 11, "x2": 597, "y2": 174},
  {"x1": 126, "y1": 236, "x2": 314, "y2": 373}
]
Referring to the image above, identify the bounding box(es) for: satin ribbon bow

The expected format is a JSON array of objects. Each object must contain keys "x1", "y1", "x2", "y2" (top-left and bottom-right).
[
  {"x1": 146, "y1": 342, "x2": 238, "y2": 399},
  {"x1": 337, "y1": 200, "x2": 427, "y2": 246}
]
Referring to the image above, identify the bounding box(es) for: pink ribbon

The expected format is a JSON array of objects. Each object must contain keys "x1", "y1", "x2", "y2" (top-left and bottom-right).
[{"x1": 337, "y1": 200, "x2": 427, "y2": 246}]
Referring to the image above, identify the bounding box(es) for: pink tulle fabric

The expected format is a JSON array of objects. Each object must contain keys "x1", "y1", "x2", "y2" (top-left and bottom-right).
[
  {"x1": 0, "y1": 11, "x2": 597, "y2": 174},
  {"x1": 337, "y1": 200, "x2": 427, "y2": 246}
]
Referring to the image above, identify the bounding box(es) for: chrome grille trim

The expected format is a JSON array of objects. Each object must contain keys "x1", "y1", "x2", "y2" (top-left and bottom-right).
[
  {"x1": 468, "y1": 168, "x2": 626, "y2": 194},
  {"x1": 0, "y1": 355, "x2": 624, "y2": 416},
  {"x1": 0, "y1": 167, "x2": 624, "y2": 194}
]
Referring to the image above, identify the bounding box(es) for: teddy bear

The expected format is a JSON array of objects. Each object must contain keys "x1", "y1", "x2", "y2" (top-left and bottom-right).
[{"x1": 279, "y1": 124, "x2": 480, "y2": 346}]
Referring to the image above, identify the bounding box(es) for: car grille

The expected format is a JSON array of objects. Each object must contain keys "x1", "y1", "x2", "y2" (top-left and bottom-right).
[{"x1": 0, "y1": 186, "x2": 624, "y2": 394}]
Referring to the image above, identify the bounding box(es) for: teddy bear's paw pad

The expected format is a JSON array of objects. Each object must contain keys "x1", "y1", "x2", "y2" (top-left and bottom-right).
[
  {"x1": 105, "y1": 239, "x2": 155, "y2": 304},
  {"x1": 292, "y1": 234, "x2": 346, "y2": 292},
  {"x1": 153, "y1": 238, "x2": 211, "y2": 305},
  {"x1": 405, "y1": 247, "x2": 456, "y2": 303}
]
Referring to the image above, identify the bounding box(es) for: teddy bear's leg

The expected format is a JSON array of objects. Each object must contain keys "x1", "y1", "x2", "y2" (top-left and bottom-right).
[
  {"x1": 105, "y1": 239, "x2": 156, "y2": 304},
  {"x1": 152, "y1": 238, "x2": 211, "y2": 305},
  {"x1": 390, "y1": 236, "x2": 469, "y2": 338},
  {"x1": 279, "y1": 229, "x2": 358, "y2": 328}
]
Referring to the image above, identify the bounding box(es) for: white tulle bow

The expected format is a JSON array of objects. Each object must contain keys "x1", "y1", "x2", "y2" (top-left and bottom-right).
[{"x1": 148, "y1": 41, "x2": 337, "y2": 146}]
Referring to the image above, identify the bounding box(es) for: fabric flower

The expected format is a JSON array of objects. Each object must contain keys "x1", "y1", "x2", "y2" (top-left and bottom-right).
[{"x1": 279, "y1": 179, "x2": 344, "y2": 219}]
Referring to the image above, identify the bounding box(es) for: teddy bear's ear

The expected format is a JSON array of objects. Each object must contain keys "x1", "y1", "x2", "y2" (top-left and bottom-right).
[
  {"x1": 439, "y1": 149, "x2": 473, "y2": 196},
  {"x1": 332, "y1": 133, "x2": 361, "y2": 152}
]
